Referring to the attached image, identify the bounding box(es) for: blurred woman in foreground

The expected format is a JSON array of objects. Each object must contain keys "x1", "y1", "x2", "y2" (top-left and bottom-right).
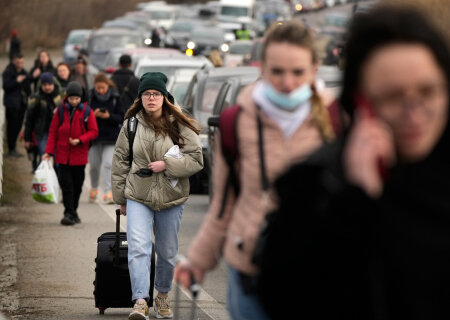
[{"x1": 258, "y1": 4, "x2": 450, "y2": 319}]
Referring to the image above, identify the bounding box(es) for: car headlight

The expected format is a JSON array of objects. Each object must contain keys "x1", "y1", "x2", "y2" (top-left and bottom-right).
[
  {"x1": 187, "y1": 41, "x2": 196, "y2": 50},
  {"x1": 220, "y1": 43, "x2": 230, "y2": 53},
  {"x1": 144, "y1": 38, "x2": 152, "y2": 46},
  {"x1": 199, "y1": 133, "x2": 209, "y2": 150}
]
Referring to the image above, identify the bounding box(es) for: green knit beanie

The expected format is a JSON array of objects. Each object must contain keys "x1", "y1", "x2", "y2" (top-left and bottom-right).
[{"x1": 138, "y1": 72, "x2": 169, "y2": 98}]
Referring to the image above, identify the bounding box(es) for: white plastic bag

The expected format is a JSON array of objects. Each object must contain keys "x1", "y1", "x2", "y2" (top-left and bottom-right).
[
  {"x1": 164, "y1": 145, "x2": 184, "y2": 187},
  {"x1": 31, "y1": 160, "x2": 60, "y2": 204}
]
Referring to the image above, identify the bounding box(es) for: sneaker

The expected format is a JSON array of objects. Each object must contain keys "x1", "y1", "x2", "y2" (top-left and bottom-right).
[
  {"x1": 129, "y1": 299, "x2": 149, "y2": 320},
  {"x1": 103, "y1": 191, "x2": 114, "y2": 204},
  {"x1": 60, "y1": 215, "x2": 75, "y2": 226},
  {"x1": 154, "y1": 295, "x2": 173, "y2": 319},
  {"x1": 89, "y1": 189, "x2": 98, "y2": 203}
]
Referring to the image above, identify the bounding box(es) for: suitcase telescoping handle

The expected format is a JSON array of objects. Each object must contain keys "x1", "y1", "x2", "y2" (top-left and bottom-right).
[{"x1": 114, "y1": 209, "x2": 121, "y2": 265}]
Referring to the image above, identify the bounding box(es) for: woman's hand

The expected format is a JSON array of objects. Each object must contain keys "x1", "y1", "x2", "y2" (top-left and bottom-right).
[
  {"x1": 42, "y1": 153, "x2": 52, "y2": 161},
  {"x1": 69, "y1": 138, "x2": 80, "y2": 146},
  {"x1": 343, "y1": 109, "x2": 396, "y2": 198},
  {"x1": 174, "y1": 257, "x2": 205, "y2": 290},
  {"x1": 120, "y1": 204, "x2": 127, "y2": 216},
  {"x1": 148, "y1": 161, "x2": 166, "y2": 173}
]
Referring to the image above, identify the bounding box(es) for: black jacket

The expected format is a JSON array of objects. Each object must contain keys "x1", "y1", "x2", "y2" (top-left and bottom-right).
[
  {"x1": 111, "y1": 68, "x2": 139, "y2": 110},
  {"x1": 9, "y1": 37, "x2": 21, "y2": 61},
  {"x1": 2, "y1": 63, "x2": 31, "y2": 108},
  {"x1": 258, "y1": 123, "x2": 450, "y2": 319},
  {"x1": 88, "y1": 88, "x2": 125, "y2": 144},
  {"x1": 24, "y1": 84, "x2": 64, "y2": 142}
]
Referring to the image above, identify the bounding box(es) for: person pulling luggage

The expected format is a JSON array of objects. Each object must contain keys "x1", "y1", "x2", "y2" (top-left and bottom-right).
[{"x1": 111, "y1": 72, "x2": 203, "y2": 319}]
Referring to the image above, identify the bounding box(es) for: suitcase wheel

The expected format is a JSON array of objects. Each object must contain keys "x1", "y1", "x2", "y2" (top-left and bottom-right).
[{"x1": 99, "y1": 307, "x2": 105, "y2": 315}]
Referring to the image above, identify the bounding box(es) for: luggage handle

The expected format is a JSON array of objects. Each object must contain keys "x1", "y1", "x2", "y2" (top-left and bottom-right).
[{"x1": 114, "y1": 209, "x2": 121, "y2": 265}]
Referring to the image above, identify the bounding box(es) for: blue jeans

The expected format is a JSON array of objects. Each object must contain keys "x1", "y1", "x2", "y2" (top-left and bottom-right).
[
  {"x1": 127, "y1": 199, "x2": 184, "y2": 301},
  {"x1": 227, "y1": 266, "x2": 270, "y2": 320}
]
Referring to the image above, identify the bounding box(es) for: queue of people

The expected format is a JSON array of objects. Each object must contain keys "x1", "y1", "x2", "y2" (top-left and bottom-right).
[{"x1": 3, "y1": 2, "x2": 450, "y2": 319}]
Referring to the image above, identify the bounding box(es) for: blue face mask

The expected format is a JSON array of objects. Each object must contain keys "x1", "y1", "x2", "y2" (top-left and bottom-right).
[{"x1": 264, "y1": 82, "x2": 313, "y2": 110}]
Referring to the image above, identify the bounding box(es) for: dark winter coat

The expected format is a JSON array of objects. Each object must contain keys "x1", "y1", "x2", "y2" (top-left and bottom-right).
[
  {"x1": 2, "y1": 63, "x2": 31, "y2": 109},
  {"x1": 45, "y1": 99, "x2": 98, "y2": 165},
  {"x1": 258, "y1": 121, "x2": 450, "y2": 319},
  {"x1": 24, "y1": 83, "x2": 64, "y2": 142},
  {"x1": 88, "y1": 88, "x2": 125, "y2": 145},
  {"x1": 111, "y1": 68, "x2": 140, "y2": 110}
]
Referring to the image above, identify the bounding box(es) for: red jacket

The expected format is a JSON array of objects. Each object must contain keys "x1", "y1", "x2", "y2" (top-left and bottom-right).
[{"x1": 45, "y1": 99, "x2": 98, "y2": 165}]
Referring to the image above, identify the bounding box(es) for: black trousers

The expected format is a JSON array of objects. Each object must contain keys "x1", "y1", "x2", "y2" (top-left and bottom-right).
[
  {"x1": 59, "y1": 164, "x2": 85, "y2": 218},
  {"x1": 5, "y1": 105, "x2": 26, "y2": 152}
]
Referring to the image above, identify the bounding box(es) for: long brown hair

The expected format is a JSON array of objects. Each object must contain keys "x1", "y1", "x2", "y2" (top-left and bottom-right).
[
  {"x1": 94, "y1": 72, "x2": 116, "y2": 89},
  {"x1": 125, "y1": 96, "x2": 202, "y2": 148}
]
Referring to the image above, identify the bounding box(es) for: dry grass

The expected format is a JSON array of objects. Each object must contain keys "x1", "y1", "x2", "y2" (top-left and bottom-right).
[{"x1": 0, "y1": 0, "x2": 175, "y2": 53}]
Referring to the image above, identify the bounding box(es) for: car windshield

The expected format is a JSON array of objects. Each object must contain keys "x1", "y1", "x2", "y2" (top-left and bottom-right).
[
  {"x1": 229, "y1": 43, "x2": 252, "y2": 55},
  {"x1": 137, "y1": 66, "x2": 199, "y2": 79},
  {"x1": 91, "y1": 35, "x2": 141, "y2": 52},
  {"x1": 251, "y1": 42, "x2": 262, "y2": 61},
  {"x1": 220, "y1": 6, "x2": 248, "y2": 17},
  {"x1": 199, "y1": 80, "x2": 222, "y2": 127},
  {"x1": 171, "y1": 82, "x2": 190, "y2": 103},
  {"x1": 67, "y1": 33, "x2": 87, "y2": 45},
  {"x1": 324, "y1": 15, "x2": 349, "y2": 28},
  {"x1": 149, "y1": 11, "x2": 172, "y2": 20},
  {"x1": 170, "y1": 22, "x2": 196, "y2": 32},
  {"x1": 192, "y1": 28, "x2": 223, "y2": 39}
]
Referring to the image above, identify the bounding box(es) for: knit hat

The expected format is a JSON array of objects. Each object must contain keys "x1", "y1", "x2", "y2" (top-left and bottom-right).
[
  {"x1": 40, "y1": 72, "x2": 54, "y2": 84},
  {"x1": 138, "y1": 72, "x2": 168, "y2": 98},
  {"x1": 66, "y1": 81, "x2": 83, "y2": 98}
]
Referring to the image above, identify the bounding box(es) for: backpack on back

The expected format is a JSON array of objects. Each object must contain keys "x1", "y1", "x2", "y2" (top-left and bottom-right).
[{"x1": 58, "y1": 102, "x2": 91, "y2": 130}]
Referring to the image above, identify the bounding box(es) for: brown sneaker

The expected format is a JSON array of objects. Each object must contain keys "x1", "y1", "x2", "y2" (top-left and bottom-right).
[
  {"x1": 89, "y1": 189, "x2": 98, "y2": 203},
  {"x1": 154, "y1": 295, "x2": 173, "y2": 319},
  {"x1": 129, "y1": 299, "x2": 149, "y2": 320}
]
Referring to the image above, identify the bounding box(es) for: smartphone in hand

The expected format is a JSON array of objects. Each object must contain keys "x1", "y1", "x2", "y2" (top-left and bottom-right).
[{"x1": 353, "y1": 92, "x2": 390, "y2": 181}]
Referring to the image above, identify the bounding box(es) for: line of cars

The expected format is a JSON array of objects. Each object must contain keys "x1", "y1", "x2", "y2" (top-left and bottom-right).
[{"x1": 60, "y1": 0, "x2": 350, "y2": 194}]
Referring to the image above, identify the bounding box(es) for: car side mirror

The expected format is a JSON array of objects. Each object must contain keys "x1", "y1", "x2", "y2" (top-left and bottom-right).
[{"x1": 208, "y1": 116, "x2": 220, "y2": 128}]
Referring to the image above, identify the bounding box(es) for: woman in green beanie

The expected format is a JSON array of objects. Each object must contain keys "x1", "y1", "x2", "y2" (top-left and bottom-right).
[{"x1": 111, "y1": 72, "x2": 203, "y2": 320}]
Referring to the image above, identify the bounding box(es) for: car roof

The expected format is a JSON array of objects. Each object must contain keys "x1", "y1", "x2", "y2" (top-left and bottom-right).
[
  {"x1": 91, "y1": 28, "x2": 141, "y2": 36},
  {"x1": 197, "y1": 66, "x2": 260, "y2": 79},
  {"x1": 137, "y1": 55, "x2": 211, "y2": 67}
]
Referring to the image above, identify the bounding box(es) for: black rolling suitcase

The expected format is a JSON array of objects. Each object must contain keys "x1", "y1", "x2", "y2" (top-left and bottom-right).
[{"x1": 93, "y1": 209, "x2": 155, "y2": 315}]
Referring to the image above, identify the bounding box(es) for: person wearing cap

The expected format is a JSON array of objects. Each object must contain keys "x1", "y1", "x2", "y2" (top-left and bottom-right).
[
  {"x1": 8, "y1": 29, "x2": 21, "y2": 63},
  {"x1": 111, "y1": 54, "x2": 140, "y2": 111},
  {"x1": 43, "y1": 81, "x2": 98, "y2": 226},
  {"x1": 24, "y1": 72, "x2": 64, "y2": 171},
  {"x1": 111, "y1": 72, "x2": 203, "y2": 319}
]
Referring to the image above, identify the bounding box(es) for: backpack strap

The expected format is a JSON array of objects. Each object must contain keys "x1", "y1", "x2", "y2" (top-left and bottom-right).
[
  {"x1": 217, "y1": 105, "x2": 241, "y2": 219},
  {"x1": 127, "y1": 116, "x2": 138, "y2": 167},
  {"x1": 58, "y1": 104, "x2": 65, "y2": 127}
]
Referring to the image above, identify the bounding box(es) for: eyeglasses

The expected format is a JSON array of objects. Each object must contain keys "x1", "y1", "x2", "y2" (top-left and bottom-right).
[
  {"x1": 369, "y1": 82, "x2": 448, "y2": 118},
  {"x1": 142, "y1": 92, "x2": 163, "y2": 99}
]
